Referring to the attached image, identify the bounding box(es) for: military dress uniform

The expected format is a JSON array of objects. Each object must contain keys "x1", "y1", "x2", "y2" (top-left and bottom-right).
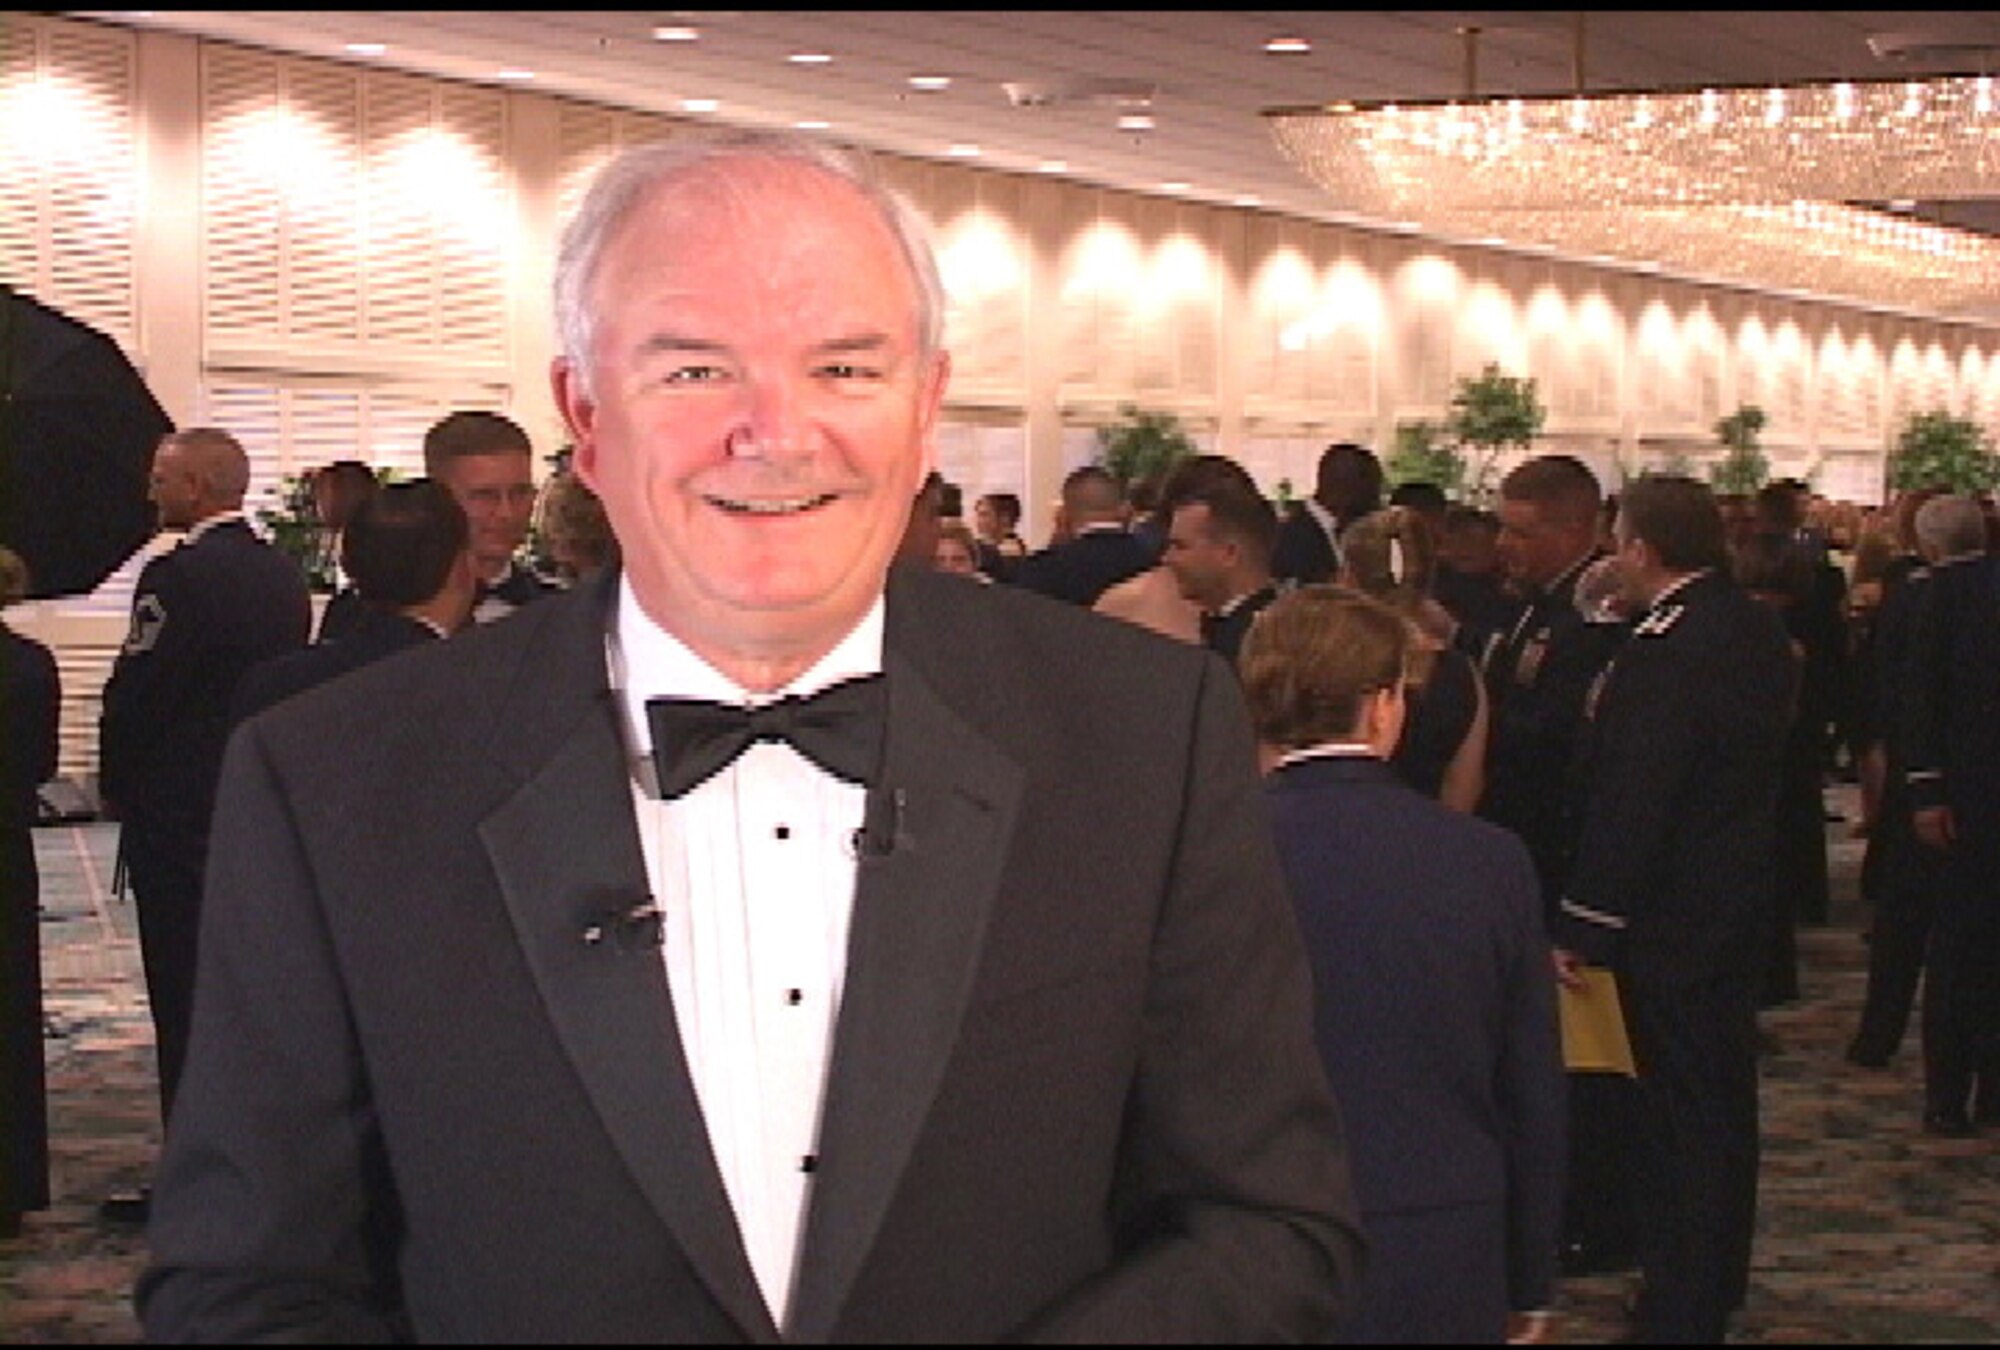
[
  {"x1": 1556, "y1": 569, "x2": 1794, "y2": 1344},
  {"x1": 99, "y1": 513, "x2": 310, "y2": 1121},
  {"x1": 470, "y1": 557, "x2": 559, "y2": 625},
  {"x1": 1899, "y1": 551, "x2": 2000, "y2": 1130},
  {"x1": 1476, "y1": 550, "x2": 1632, "y2": 1274},
  {"x1": 1478, "y1": 550, "x2": 1624, "y2": 909}
]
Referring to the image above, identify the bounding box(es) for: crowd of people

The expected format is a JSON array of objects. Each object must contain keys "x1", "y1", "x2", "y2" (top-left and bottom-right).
[{"x1": 1, "y1": 128, "x2": 1995, "y2": 1343}]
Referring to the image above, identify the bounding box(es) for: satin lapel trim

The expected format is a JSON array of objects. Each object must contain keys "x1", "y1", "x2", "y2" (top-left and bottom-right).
[
  {"x1": 785, "y1": 649, "x2": 1026, "y2": 1342},
  {"x1": 479, "y1": 696, "x2": 778, "y2": 1343}
]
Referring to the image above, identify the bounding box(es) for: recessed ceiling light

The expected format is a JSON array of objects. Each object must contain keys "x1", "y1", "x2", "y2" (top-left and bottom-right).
[
  {"x1": 1118, "y1": 114, "x2": 1155, "y2": 132},
  {"x1": 947, "y1": 143, "x2": 981, "y2": 157},
  {"x1": 908, "y1": 74, "x2": 952, "y2": 91},
  {"x1": 1233, "y1": 194, "x2": 1261, "y2": 207},
  {"x1": 496, "y1": 69, "x2": 535, "y2": 81},
  {"x1": 1889, "y1": 199, "x2": 1918, "y2": 211},
  {"x1": 1038, "y1": 159, "x2": 1069, "y2": 173},
  {"x1": 345, "y1": 42, "x2": 386, "y2": 57},
  {"x1": 682, "y1": 97, "x2": 719, "y2": 113},
  {"x1": 1265, "y1": 36, "x2": 1311, "y2": 54},
  {"x1": 1160, "y1": 181, "x2": 1190, "y2": 193},
  {"x1": 795, "y1": 119, "x2": 831, "y2": 131},
  {"x1": 789, "y1": 52, "x2": 833, "y2": 65},
  {"x1": 652, "y1": 26, "x2": 699, "y2": 41}
]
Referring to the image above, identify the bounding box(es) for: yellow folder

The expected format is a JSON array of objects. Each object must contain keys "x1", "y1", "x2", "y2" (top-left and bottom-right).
[{"x1": 1559, "y1": 966, "x2": 1637, "y2": 1077}]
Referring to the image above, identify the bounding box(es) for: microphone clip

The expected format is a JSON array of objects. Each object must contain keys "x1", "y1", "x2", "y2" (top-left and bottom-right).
[
  {"x1": 579, "y1": 897, "x2": 665, "y2": 951},
  {"x1": 850, "y1": 787, "x2": 911, "y2": 862}
]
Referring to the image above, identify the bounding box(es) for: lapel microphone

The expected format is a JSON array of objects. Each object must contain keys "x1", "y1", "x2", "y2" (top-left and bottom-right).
[
  {"x1": 851, "y1": 787, "x2": 910, "y2": 862},
  {"x1": 578, "y1": 895, "x2": 665, "y2": 951}
]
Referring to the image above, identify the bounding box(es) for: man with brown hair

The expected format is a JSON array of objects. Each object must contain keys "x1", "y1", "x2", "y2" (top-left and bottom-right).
[
  {"x1": 423, "y1": 409, "x2": 556, "y2": 623},
  {"x1": 1164, "y1": 476, "x2": 1280, "y2": 668},
  {"x1": 1556, "y1": 474, "x2": 1793, "y2": 1343}
]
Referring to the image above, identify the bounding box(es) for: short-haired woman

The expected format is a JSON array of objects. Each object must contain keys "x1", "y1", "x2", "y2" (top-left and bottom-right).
[{"x1": 1243, "y1": 585, "x2": 1566, "y2": 1344}]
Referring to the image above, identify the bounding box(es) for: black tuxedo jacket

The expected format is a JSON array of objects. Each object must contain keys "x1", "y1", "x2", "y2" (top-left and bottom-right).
[{"x1": 140, "y1": 565, "x2": 1361, "y2": 1342}]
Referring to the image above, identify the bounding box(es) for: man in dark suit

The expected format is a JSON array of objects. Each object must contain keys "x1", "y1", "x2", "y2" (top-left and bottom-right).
[
  {"x1": 1269, "y1": 441, "x2": 1382, "y2": 585},
  {"x1": 1555, "y1": 475, "x2": 1794, "y2": 1344},
  {"x1": 1009, "y1": 465, "x2": 1151, "y2": 606},
  {"x1": 230, "y1": 480, "x2": 476, "y2": 726},
  {"x1": 140, "y1": 131, "x2": 1361, "y2": 1342},
  {"x1": 1161, "y1": 475, "x2": 1280, "y2": 669},
  {"x1": 424, "y1": 409, "x2": 559, "y2": 625},
  {"x1": 1899, "y1": 494, "x2": 2000, "y2": 1136},
  {"x1": 98, "y1": 427, "x2": 311, "y2": 1219}
]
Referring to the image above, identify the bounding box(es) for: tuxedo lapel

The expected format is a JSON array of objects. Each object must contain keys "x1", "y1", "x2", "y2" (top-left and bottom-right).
[
  {"x1": 786, "y1": 592, "x2": 1027, "y2": 1342},
  {"x1": 476, "y1": 579, "x2": 777, "y2": 1342}
]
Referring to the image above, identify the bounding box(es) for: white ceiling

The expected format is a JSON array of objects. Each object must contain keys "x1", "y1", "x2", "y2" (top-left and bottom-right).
[{"x1": 72, "y1": 9, "x2": 2000, "y2": 237}]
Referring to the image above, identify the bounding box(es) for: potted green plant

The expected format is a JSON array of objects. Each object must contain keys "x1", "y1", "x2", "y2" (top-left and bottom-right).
[
  {"x1": 1887, "y1": 408, "x2": 2000, "y2": 494},
  {"x1": 1710, "y1": 405, "x2": 1770, "y2": 496},
  {"x1": 254, "y1": 473, "x2": 337, "y2": 592},
  {"x1": 1093, "y1": 404, "x2": 1197, "y2": 491},
  {"x1": 1385, "y1": 418, "x2": 1467, "y2": 500},
  {"x1": 1446, "y1": 364, "x2": 1545, "y2": 505}
]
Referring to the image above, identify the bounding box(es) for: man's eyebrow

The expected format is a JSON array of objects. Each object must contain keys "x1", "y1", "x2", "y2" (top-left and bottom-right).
[
  {"x1": 634, "y1": 334, "x2": 730, "y2": 357},
  {"x1": 814, "y1": 333, "x2": 893, "y2": 355}
]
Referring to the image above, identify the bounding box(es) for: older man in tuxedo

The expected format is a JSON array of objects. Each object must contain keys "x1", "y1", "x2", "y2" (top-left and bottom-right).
[{"x1": 139, "y1": 132, "x2": 1361, "y2": 1342}]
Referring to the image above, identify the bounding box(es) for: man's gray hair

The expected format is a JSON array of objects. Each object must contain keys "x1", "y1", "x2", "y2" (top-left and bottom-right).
[
  {"x1": 553, "y1": 131, "x2": 946, "y2": 396},
  {"x1": 1913, "y1": 493, "x2": 1988, "y2": 562}
]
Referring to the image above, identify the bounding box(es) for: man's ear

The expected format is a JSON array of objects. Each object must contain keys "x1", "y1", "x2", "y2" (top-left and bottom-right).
[{"x1": 551, "y1": 358, "x2": 600, "y2": 490}]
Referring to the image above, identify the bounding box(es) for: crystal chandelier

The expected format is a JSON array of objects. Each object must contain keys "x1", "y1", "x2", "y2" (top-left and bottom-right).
[{"x1": 1265, "y1": 73, "x2": 2000, "y2": 318}]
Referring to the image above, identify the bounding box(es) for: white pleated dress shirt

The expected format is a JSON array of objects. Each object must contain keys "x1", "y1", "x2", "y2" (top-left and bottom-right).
[{"x1": 608, "y1": 576, "x2": 878, "y2": 1330}]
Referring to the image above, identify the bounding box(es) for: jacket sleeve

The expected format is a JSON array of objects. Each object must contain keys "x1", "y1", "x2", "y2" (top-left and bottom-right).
[
  {"x1": 1495, "y1": 840, "x2": 1566, "y2": 1312},
  {"x1": 1019, "y1": 654, "x2": 1366, "y2": 1342},
  {"x1": 1897, "y1": 572, "x2": 1952, "y2": 815},
  {"x1": 136, "y1": 723, "x2": 403, "y2": 1343},
  {"x1": 1555, "y1": 642, "x2": 1697, "y2": 964}
]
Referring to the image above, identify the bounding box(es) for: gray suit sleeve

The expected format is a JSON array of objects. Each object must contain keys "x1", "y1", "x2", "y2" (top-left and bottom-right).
[
  {"x1": 1018, "y1": 653, "x2": 1366, "y2": 1342},
  {"x1": 136, "y1": 725, "x2": 402, "y2": 1344}
]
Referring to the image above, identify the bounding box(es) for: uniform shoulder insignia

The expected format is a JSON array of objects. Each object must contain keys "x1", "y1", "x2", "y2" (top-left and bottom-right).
[
  {"x1": 123, "y1": 592, "x2": 167, "y2": 655},
  {"x1": 1633, "y1": 603, "x2": 1684, "y2": 638}
]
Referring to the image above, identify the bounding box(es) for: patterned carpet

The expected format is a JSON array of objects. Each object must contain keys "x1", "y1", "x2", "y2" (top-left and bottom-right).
[{"x1": 3, "y1": 793, "x2": 1996, "y2": 1343}]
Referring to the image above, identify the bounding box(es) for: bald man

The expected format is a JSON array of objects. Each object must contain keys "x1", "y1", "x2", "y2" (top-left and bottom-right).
[{"x1": 98, "y1": 428, "x2": 310, "y2": 1220}]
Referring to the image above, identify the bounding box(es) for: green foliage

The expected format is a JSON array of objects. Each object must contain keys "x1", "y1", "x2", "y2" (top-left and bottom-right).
[
  {"x1": 1710, "y1": 405, "x2": 1770, "y2": 496},
  {"x1": 254, "y1": 474, "x2": 337, "y2": 592},
  {"x1": 1273, "y1": 477, "x2": 1295, "y2": 508},
  {"x1": 253, "y1": 464, "x2": 400, "y2": 593},
  {"x1": 1888, "y1": 408, "x2": 2000, "y2": 494},
  {"x1": 1448, "y1": 364, "x2": 1546, "y2": 451},
  {"x1": 1094, "y1": 404, "x2": 1197, "y2": 489},
  {"x1": 1446, "y1": 365, "x2": 1545, "y2": 505},
  {"x1": 1384, "y1": 419, "x2": 1468, "y2": 500},
  {"x1": 1652, "y1": 449, "x2": 1696, "y2": 479}
]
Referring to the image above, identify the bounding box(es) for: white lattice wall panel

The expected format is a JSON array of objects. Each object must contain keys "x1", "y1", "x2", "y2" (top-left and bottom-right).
[
  {"x1": 202, "y1": 377, "x2": 508, "y2": 535},
  {"x1": 553, "y1": 103, "x2": 676, "y2": 240},
  {"x1": 0, "y1": 15, "x2": 138, "y2": 346},
  {"x1": 202, "y1": 47, "x2": 510, "y2": 376}
]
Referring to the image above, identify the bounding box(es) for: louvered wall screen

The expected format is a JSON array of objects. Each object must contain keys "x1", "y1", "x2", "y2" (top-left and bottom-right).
[{"x1": 201, "y1": 44, "x2": 512, "y2": 379}]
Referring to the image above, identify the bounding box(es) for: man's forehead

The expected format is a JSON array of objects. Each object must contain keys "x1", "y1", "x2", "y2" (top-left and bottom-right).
[{"x1": 445, "y1": 452, "x2": 533, "y2": 485}]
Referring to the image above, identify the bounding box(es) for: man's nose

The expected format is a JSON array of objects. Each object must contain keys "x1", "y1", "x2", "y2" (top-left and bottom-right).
[{"x1": 726, "y1": 375, "x2": 814, "y2": 462}]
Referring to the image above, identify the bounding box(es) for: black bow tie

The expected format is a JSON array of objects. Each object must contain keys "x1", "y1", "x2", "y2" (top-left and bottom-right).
[{"x1": 645, "y1": 674, "x2": 887, "y2": 799}]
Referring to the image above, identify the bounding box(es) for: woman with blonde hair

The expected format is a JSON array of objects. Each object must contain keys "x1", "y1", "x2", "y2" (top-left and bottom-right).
[
  {"x1": 1337, "y1": 505, "x2": 1490, "y2": 812},
  {"x1": 1242, "y1": 585, "x2": 1565, "y2": 1343}
]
